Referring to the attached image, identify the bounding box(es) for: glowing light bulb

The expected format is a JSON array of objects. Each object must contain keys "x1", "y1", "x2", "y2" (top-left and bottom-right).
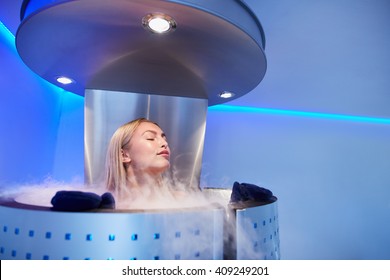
[
  {"x1": 148, "y1": 17, "x2": 171, "y2": 33},
  {"x1": 142, "y1": 14, "x2": 176, "y2": 34},
  {"x1": 56, "y1": 76, "x2": 74, "y2": 85},
  {"x1": 219, "y1": 91, "x2": 235, "y2": 99}
]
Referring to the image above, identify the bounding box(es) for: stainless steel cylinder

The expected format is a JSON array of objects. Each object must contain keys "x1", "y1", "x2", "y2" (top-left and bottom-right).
[{"x1": 0, "y1": 203, "x2": 224, "y2": 260}]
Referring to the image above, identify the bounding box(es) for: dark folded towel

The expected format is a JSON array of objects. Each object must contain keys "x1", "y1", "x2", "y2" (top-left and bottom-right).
[
  {"x1": 51, "y1": 191, "x2": 115, "y2": 211},
  {"x1": 230, "y1": 181, "x2": 273, "y2": 203},
  {"x1": 100, "y1": 192, "x2": 116, "y2": 209}
]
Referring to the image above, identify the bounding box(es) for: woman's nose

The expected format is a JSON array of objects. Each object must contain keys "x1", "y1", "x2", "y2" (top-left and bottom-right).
[{"x1": 160, "y1": 138, "x2": 168, "y2": 148}]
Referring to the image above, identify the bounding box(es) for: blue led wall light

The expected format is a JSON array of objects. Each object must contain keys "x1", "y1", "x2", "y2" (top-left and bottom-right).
[
  {"x1": 209, "y1": 105, "x2": 390, "y2": 125},
  {"x1": 0, "y1": 21, "x2": 17, "y2": 51}
]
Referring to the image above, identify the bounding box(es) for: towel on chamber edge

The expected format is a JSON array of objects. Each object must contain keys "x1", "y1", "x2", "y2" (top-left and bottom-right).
[{"x1": 51, "y1": 190, "x2": 115, "y2": 211}]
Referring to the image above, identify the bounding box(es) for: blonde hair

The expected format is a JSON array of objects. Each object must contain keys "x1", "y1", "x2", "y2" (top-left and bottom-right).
[{"x1": 104, "y1": 118, "x2": 157, "y2": 199}]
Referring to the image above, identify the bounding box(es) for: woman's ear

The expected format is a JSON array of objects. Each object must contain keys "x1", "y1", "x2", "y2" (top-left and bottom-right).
[{"x1": 121, "y1": 149, "x2": 131, "y2": 163}]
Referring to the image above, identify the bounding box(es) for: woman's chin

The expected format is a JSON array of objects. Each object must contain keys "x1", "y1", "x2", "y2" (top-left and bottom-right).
[{"x1": 148, "y1": 164, "x2": 170, "y2": 176}]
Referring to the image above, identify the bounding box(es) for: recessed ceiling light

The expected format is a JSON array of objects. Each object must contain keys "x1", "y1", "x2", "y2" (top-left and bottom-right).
[
  {"x1": 56, "y1": 76, "x2": 74, "y2": 85},
  {"x1": 142, "y1": 13, "x2": 176, "y2": 34},
  {"x1": 219, "y1": 91, "x2": 235, "y2": 99}
]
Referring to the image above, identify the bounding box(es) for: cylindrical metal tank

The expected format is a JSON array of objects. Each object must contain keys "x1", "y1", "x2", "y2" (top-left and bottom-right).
[
  {"x1": 0, "y1": 201, "x2": 224, "y2": 260},
  {"x1": 0, "y1": 189, "x2": 279, "y2": 260}
]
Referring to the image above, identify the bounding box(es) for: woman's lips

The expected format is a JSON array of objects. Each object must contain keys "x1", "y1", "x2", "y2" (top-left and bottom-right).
[{"x1": 158, "y1": 150, "x2": 170, "y2": 158}]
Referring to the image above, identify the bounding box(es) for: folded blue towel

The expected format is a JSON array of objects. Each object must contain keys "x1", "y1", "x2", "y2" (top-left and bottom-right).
[
  {"x1": 100, "y1": 192, "x2": 116, "y2": 209},
  {"x1": 51, "y1": 191, "x2": 115, "y2": 211},
  {"x1": 230, "y1": 181, "x2": 273, "y2": 203}
]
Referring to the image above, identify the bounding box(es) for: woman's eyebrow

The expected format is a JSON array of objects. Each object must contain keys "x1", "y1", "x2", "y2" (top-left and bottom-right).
[
  {"x1": 142, "y1": 130, "x2": 157, "y2": 135},
  {"x1": 142, "y1": 130, "x2": 166, "y2": 138}
]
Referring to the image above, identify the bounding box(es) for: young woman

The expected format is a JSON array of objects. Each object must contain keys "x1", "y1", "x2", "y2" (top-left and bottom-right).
[{"x1": 104, "y1": 118, "x2": 173, "y2": 208}]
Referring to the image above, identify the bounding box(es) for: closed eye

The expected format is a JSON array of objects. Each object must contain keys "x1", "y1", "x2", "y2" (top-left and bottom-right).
[{"x1": 143, "y1": 130, "x2": 167, "y2": 142}]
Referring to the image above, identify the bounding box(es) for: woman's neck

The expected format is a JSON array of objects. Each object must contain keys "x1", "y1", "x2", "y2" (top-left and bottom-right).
[{"x1": 126, "y1": 169, "x2": 162, "y2": 190}]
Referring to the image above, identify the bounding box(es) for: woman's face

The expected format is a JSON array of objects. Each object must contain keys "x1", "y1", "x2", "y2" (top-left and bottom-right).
[{"x1": 122, "y1": 122, "x2": 170, "y2": 175}]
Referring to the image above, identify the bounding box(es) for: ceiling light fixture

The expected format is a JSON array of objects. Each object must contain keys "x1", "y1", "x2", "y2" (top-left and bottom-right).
[
  {"x1": 142, "y1": 13, "x2": 176, "y2": 34},
  {"x1": 219, "y1": 91, "x2": 235, "y2": 99},
  {"x1": 56, "y1": 76, "x2": 74, "y2": 85}
]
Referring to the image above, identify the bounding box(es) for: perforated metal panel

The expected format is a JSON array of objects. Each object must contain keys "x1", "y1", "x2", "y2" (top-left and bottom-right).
[
  {"x1": 0, "y1": 190, "x2": 280, "y2": 260},
  {"x1": 0, "y1": 205, "x2": 223, "y2": 260},
  {"x1": 235, "y1": 201, "x2": 280, "y2": 260}
]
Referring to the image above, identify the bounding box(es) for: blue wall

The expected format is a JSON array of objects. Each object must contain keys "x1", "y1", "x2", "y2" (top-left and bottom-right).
[
  {"x1": 0, "y1": 23, "x2": 84, "y2": 185},
  {"x1": 203, "y1": 108, "x2": 390, "y2": 259}
]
